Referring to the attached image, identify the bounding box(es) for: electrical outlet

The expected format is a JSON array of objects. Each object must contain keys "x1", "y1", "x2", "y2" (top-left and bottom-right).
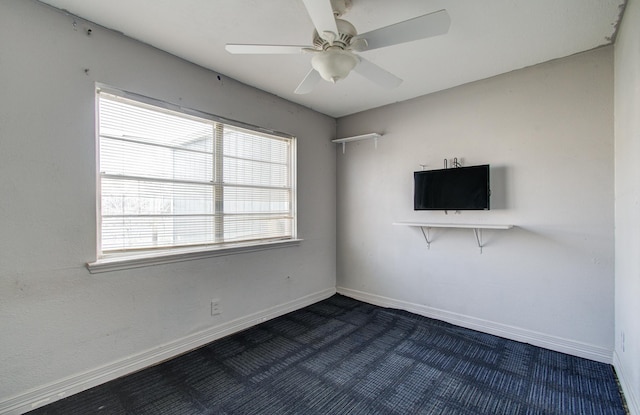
[{"x1": 211, "y1": 299, "x2": 221, "y2": 316}]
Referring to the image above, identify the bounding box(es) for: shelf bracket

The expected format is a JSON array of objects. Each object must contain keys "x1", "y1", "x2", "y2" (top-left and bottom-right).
[
  {"x1": 473, "y1": 228, "x2": 483, "y2": 254},
  {"x1": 420, "y1": 226, "x2": 432, "y2": 250}
]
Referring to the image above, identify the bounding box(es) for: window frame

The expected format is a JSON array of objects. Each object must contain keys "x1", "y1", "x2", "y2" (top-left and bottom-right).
[{"x1": 88, "y1": 85, "x2": 300, "y2": 273}]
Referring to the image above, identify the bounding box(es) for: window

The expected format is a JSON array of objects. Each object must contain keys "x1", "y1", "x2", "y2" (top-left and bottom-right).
[{"x1": 95, "y1": 89, "x2": 296, "y2": 263}]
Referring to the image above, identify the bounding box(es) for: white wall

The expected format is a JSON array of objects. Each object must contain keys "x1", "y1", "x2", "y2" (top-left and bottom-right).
[
  {"x1": 336, "y1": 47, "x2": 614, "y2": 363},
  {"x1": 614, "y1": 0, "x2": 640, "y2": 412},
  {"x1": 0, "y1": 1, "x2": 336, "y2": 412}
]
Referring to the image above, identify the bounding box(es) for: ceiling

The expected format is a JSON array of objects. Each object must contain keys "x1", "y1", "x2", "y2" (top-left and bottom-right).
[{"x1": 38, "y1": 0, "x2": 625, "y2": 118}]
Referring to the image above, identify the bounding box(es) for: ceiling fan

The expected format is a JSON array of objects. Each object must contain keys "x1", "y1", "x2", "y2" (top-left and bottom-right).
[{"x1": 225, "y1": 0, "x2": 450, "y2": 94}]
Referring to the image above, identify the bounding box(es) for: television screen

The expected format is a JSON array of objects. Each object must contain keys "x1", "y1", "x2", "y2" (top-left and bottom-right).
[{"x1": 414, "y1": 164, "x2": 490, "y2": 210}]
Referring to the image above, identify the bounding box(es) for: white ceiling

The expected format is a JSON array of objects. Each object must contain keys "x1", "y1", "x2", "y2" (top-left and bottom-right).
[{"x1": 38, "y1": 0, "x2": 625, "y2": 118}]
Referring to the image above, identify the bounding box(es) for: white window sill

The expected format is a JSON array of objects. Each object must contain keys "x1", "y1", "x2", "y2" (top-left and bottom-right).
[{"x1": 87, "y1": 239, "x2": 303, "y2": 274}]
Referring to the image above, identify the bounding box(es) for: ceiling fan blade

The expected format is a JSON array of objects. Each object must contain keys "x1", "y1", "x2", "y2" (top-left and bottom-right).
[
  {"x1": 295, "y1": 68, "x2": 322, "y2": 94},
  {"x1": 302, "y1": 0, "x2": 339, "y2": 41},
  {"x1": 354, "y1": 57, "x2": 402, "y2": 89},
  {"x1": 354, "y1": 9, "x2": 450, "y2": 51},
  {"x1": 225, "y1": 44, "x2": 309, "y2": 54}
]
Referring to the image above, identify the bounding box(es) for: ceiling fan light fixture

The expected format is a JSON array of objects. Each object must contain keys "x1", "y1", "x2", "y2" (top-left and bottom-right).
[
  {"x1": 311, "y1": 47, "x2": 358, "y2": 83},
  {"x1": 226, "y1": 1, "x2": 450, "y2": 93}
]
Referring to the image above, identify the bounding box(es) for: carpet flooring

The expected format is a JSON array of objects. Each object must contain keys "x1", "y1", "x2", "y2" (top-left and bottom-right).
[{"x1": 27, "y1": 294, "x2": 626, "y2": 414}]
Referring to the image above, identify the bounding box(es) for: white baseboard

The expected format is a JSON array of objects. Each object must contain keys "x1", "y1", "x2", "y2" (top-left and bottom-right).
[
  {"x1": 0, "y1": 288, "x2": 336, "y2": 415},
  {"x1": 337, "y1": 286, "x2": 613, "y2": 364},
  {"x1": 614, "y1": 351, "x2": 640, "y2": 415}
]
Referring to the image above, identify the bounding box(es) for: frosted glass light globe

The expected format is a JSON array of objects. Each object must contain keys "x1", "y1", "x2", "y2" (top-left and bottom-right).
[{"x1": 311, "y1": 47, "x2": 358, "y2": 83}]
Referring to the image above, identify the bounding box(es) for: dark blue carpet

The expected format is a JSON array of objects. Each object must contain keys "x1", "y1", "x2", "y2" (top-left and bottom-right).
[{"x1": 27, "y1": 294, "x2": 626, "y2": 414}]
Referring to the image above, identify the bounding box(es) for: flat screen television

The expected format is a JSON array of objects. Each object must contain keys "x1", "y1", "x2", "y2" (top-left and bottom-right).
[{"x1": 414, "y1": 164, "x2": 490, "y2": 210}]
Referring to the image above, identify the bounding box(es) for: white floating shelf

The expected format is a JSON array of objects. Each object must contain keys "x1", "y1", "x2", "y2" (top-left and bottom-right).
[
  {"x1": 393, "y1": 222, "x2": 513, "y2": 230},
  {"x1": 393, "y1": 222, "x2": 514, "y2": 253},
  {"x1": 332, "y1": 133, "x2": 382, "y2": 153}
]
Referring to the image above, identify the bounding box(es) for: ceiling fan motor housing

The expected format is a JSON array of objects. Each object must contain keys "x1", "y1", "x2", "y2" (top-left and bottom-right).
[{"x1": 313, "y1": 18, "x2": 357, "y2": 50}]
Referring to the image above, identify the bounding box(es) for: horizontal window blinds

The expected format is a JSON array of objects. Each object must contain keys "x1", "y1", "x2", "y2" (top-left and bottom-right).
[{"x1": 97, "y1": 91, "x2": 295, "y2": 254}]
